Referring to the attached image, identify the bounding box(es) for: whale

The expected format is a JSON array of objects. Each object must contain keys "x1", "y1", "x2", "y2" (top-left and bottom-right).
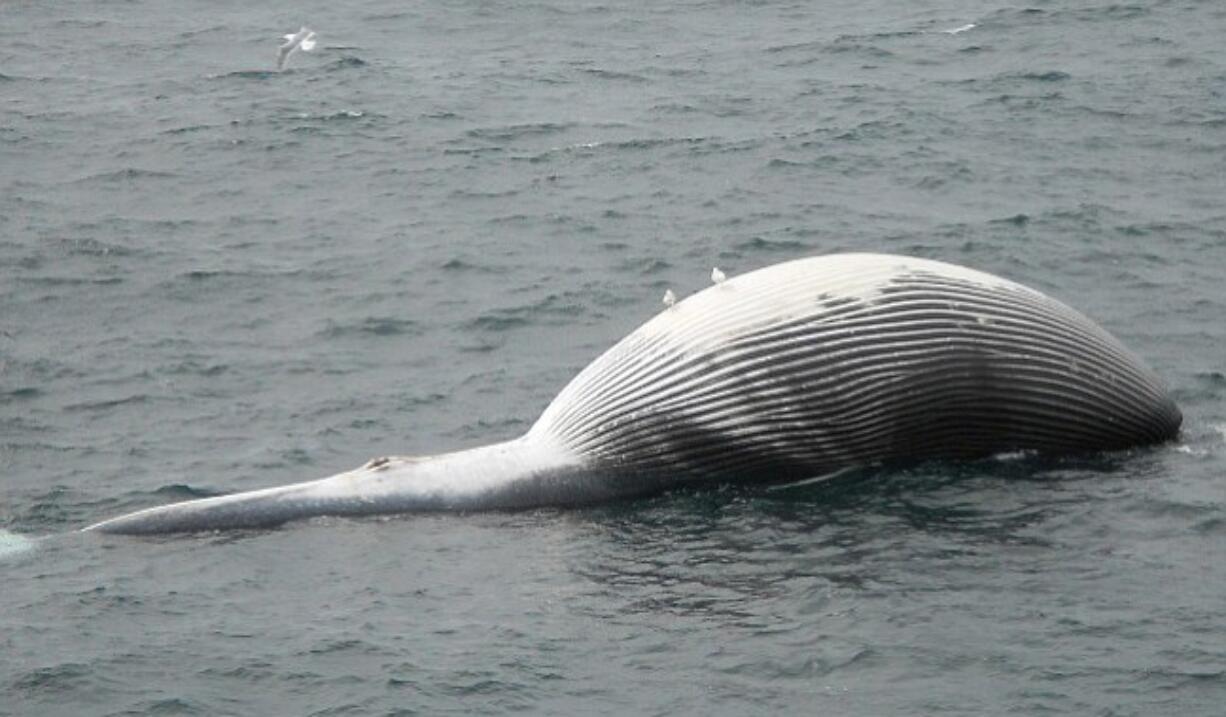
[{"x1": 84, "y1": 253, "x2": 1181, "y2": 534}]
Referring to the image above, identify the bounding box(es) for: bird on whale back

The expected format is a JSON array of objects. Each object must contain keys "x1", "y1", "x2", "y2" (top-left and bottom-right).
[{"x1": 84, "y1": 253, "x2": 1181, "y2": 535}]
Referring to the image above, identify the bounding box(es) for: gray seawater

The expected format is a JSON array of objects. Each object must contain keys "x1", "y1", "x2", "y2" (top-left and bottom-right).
[{"x1": 3, "y1": 0, "x2": 1225, "y2": 714}]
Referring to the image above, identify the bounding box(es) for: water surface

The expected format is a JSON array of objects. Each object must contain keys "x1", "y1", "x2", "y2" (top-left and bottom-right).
[{"x1": 3, "y1": 1, "x2": 1224, "y2": 714}]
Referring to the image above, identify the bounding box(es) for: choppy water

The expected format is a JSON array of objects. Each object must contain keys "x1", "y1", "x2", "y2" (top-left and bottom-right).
[{"x1": 3, "y1": 0, "x2": 1225, "y2": 714}]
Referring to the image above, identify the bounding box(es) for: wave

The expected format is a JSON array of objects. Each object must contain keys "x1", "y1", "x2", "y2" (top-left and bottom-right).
[
  {"x1": 325, "y1": 56, "x2": 367, "y2": 71},
  {"x1": 16, "y1": 275, "x2": 124, "y2": 287},
  {"x1": 151, "y1": 484, "x2": 226, "y2": 500},
  {"x1": 440, "y1": 257, "x2": 498, "y2": 273},
  {"x1": 318, "y1": 317, "x2": 422, "y2": 339},
  {"x1": 465, "y1": 122, "x2": 575, "y2": 142},
  {"x1": 579, "y1": 68, "x2": 648, "y2": 83},
  {"x1": 70, "y1": 168, "x2": 178, "y2": 184},
  {"x1": 734, "y1": 236, "x2": 810, "y2": 253},
  {"x1": 213, "y1": 69, "x2": 276, "y2": 80},
  {"x1": 466, "y1": 293, "x2": 589, "y2": 333},
  {"x1": 1014, "y1": 71, "x2": 1072, "y2": 82},
  {"x1": 63, "y1": 394, "x2": 149, "y2": 412},
  {"x1": 0, "y1": 387, "x2": 42, "y2": 404}
]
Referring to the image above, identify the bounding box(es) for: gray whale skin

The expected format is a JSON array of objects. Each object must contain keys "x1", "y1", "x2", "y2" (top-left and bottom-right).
[{"x1": 85, "y1": 253, "x2": 1181, "y2": 534}]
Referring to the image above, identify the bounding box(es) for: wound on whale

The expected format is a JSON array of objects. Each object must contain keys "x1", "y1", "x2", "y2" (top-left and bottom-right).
[{"x1": 85, "y1": 253, "x2": 1181, "y2": 534}]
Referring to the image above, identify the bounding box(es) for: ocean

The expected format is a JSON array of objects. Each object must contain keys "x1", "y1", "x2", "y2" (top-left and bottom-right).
[{"x1": 2, "y1": 0, "x2": 1224, "y2": 714}]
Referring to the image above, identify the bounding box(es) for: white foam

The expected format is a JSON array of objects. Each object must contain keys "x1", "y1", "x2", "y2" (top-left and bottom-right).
[
  {"x1": 992, "y1": 449, "x2": 1036, "y2": 462},
  {"x1": 0, "y1": 529, "x2": 36, "y2": 559},
  {"x1": 1173, "y1": 444, "x2": 1208, "y2": 457}
]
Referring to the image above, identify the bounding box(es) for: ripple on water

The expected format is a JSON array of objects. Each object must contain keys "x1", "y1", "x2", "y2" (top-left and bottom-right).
[{"x1": 317, "y1": 317, "x2": 423, "y2": 339}]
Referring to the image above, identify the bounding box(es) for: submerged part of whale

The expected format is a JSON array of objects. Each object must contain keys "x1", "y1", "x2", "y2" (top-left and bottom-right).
[{"x1": 85, "y1": 253, "x2": 1181, "y2": 534}]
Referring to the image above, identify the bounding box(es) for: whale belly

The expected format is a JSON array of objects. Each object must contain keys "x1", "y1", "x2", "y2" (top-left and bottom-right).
[{"x1": 532, "y1": 254, "x2": 1180, "y2": 482}]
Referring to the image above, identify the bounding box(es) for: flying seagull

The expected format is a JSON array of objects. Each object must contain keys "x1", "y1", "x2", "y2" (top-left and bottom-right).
[{"x1": 277, "y1": 26, "x2": 317, "y2": 71}]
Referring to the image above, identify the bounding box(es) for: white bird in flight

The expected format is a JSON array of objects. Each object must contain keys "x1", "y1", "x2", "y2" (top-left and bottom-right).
[
  {"x1": 277, "y1": 26, "x2": 317, "y2": 71},
  {"x1": 662, "y1": 289, "x2": 677, "y2": 307},
  {"x1": 711, "y1": 267, "x2": 727, "y2": 285}
]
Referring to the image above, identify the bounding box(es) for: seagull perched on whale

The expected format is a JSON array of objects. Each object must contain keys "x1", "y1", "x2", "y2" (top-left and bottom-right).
[{"x1": 277, "y1": 26, "x2": 317, "y2": 71}]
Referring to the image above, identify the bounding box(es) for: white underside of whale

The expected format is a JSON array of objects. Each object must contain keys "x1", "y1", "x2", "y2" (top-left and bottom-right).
[{"x1": 83, "y1": 253, "x2": 1181, "y2": 534}]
